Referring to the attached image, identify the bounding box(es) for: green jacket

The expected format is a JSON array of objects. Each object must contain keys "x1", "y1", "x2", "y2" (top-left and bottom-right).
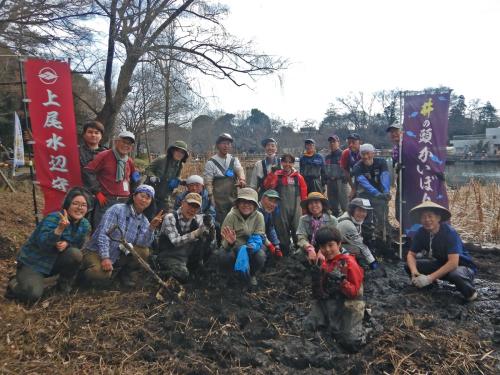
[
  {"x1": 296, "y1": 213, "x2": 338, "y2": 250},
  {"x1": 146, "y1": 156, "x2": 183, "y2": 200},
  {"x1": 221, "y1": 207, "x2": 266, "y2": 250}
]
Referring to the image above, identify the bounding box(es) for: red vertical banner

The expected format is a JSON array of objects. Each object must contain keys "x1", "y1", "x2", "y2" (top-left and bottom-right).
[{"x1": 24, "y1": 59, "x2": 82, "y2": 215}]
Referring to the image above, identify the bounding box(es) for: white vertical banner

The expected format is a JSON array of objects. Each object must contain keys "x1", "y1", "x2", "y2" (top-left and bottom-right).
[{"x1": 13, "y1": 112, "x2": 25, "y2": 176}]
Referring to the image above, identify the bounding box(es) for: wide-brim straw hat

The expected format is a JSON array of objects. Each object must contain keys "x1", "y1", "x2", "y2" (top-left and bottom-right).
[
  {"x1": 300, "y1": 192, "x2": 329, "y2": 209},
  {"x1": 409, "y1": 201, "x2": 451, "y2": 223}
]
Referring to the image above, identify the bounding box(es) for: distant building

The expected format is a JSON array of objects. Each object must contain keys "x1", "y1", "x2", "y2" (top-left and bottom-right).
[{"x1": 450, "y1": 127, "x2": 500, "y2": 156}]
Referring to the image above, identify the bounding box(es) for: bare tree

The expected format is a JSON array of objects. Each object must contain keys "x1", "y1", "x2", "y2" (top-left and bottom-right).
[{"x1": 2, "y1": 1, "x2": 286, "y2": 142}]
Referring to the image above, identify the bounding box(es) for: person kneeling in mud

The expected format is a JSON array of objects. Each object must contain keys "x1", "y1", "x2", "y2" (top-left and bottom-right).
[
  {"x1": 217, "y1": 188, "x2": 266, "y2": 287},
  {"x1": 337, "y1": 198, "x2": 382, "y2": 272},
  {"x1": 405, "y1": 201, "x2": 478, "y2": 302},
  {"x1": 81, "y1": 185, "x2": 163, "y2": 288},
  {"x1": 157, "y1": 192, "x2": 215, "y2": 283},
  {"x1": 297, "y1": 192, "x2": 338, "y2": 265},
  {"x1": 258, "y1": 189, "x2": 283, "y2": 260},
  {"x1": 304, "y1": 226, "x2": 366, "y2": 352},
  {"x1": 6, "y1": 188, "x2": 92, "y2": 303}
]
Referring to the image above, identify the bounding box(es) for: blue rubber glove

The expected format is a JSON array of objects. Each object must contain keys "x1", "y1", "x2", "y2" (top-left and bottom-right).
[{"x1": 167, "y1": 178, "x2": 180, "y2": 190}]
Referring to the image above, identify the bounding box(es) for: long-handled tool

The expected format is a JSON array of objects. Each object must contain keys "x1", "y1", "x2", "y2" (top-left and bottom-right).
[{"x1": 106, "y1": 225, "x2": 185, "y2": 301}]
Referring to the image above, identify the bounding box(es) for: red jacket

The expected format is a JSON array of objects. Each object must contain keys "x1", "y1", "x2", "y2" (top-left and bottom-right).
[
  {"x1": 321, "y1": 253, "x2": 364, "y2": 299},
  {"x1": 84, "y1": 149, "x2": 137, "y2": 197},
  {"x1": 263, "y1": 169, "x2": 308, "y2": 201}
]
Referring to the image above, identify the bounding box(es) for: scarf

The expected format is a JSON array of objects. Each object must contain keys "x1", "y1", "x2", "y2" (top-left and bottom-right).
[
  {"x1": 309, "y1": 215, "x2": 323, "y2": 246},
  {"x1": 113, "y1": 149, "x2": 129, "y2": 182}
]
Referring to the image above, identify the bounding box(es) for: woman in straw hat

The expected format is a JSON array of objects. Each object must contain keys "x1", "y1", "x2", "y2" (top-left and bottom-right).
[
  {"x1": 405, "y1": 201, "x2": 477, "y2": 301},
  {"x1": 296, "y1": 192, "x2": 338, "y2": 265}
]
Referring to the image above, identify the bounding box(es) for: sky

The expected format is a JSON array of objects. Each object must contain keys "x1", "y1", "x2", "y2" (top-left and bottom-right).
[{"x1": 200, "y1": 0, "x2": 500, "y2": 124}]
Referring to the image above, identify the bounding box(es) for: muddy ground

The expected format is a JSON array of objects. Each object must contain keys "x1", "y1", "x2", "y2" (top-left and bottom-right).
[{"x1": 0, "y1": 190, "x2": 499, "y2": 374}]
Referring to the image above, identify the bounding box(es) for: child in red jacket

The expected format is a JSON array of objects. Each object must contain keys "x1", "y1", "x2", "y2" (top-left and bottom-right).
[{"x1": 304, "y1": 226, "x2": 366, "y2": 352}]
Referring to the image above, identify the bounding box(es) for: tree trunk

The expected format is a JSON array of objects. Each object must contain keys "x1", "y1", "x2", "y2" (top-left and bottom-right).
[{"x1": 163, "y1": 59, "x2": 171, "y2": 152}]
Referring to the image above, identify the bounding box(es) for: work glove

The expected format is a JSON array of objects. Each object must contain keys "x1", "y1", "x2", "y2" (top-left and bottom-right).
[
  {"x1": 382, "y1": 192, "x2": 392, "y2": 201},
  {"x1": 412, "y1": 274, "x2": 432, "y2": 288},
  {"x1": 131, "y1": 171, "x2": 141, "y2": 183},
  {"x1": 168, "y1": 178, "x2": 180, "y2": 190},
  {"x1": 436, "y1": 172, "x2": 445, "y2": 182},
  {"x1": 275, "y1": 246, "x2": 283, "y2": 258},
  {"x1": 325, "y1": 268, "x2": 345, "y2": 294},
  {"x1": 119, "y1": 242, "x2": 133, "y2": 256},
  {"x1": 191, "y1": 226, "x2": 205, "y2": 239},
  {"x1": 149, "y1": 176, "x2": 160, "y2": 184},
  {"x1": 369, "y1": 260, "x2": 379, "y2": 270},
  {"x1": 95, "y1": 192, "x2": 107, "y2": 207},
  {"x1": 267, "y1": 243, "x2": 276, "y2": 255}
]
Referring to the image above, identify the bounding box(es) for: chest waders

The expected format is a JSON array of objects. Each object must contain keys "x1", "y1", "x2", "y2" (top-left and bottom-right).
[
  {"x1": 257, "y1": 159, "x2": 281, "y2": 199},
  {"x1": 325, "y1": 163, "x2": 347, "y2": 216},
  {"x1": 274, "y1": 175, "x2": 301, "y2": 253},
  {"x1": 210, "y1": 157, "x2": 237, "y2": 225},
  {"x1": 303, "y1": 163, "x2": 323, "y2": 193},
  {"x1": 156, "y1": 158, "x2": 181, "y2": 212}
]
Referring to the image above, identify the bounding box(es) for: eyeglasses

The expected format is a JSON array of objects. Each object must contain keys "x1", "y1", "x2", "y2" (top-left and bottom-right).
[
  {"x1": 71, "y1": 202, "x2": 88, "y2": 208},
  {"x1": 119, "y1": 139, "x2": 134, "y2": 146}
]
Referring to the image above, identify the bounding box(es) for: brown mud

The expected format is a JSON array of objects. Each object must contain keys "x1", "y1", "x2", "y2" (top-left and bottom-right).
[{"x1": 0, "y1": 190, "x2": 499, "y2": 374}]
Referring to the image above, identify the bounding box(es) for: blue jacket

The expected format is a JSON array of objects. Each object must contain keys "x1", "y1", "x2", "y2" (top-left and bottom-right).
[
  {"x1": 17, "y1": 212, "x2": 91, "y2": 275},
  {"x1": 258, "y1": 206, "x2": 280, "y2": 247}
]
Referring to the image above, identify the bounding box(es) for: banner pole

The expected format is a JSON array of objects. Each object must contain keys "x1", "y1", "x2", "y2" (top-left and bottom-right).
[
  {"x1": 398, "y1": 91, "x2": 404, "y2": 259},
  {"x1": 17, "y1": 57, "x2": 40, "y2": 225}
]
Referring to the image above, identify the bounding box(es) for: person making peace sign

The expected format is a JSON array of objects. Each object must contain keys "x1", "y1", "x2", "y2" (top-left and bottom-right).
[{"x1": 6, "y1": 188, "x2": 92, "y2": 303}]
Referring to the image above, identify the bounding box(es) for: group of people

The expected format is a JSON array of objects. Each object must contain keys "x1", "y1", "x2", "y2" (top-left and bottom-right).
[{"x1": 6, "y1": 120, "x2": 478, "y2": 352}]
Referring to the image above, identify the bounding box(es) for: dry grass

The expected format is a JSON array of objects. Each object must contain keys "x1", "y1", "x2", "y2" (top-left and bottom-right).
[
  {"x1": 450, "y1": 181, "x2": 500, "y2": 244},
  {"x1": 365, "y1": 314, "x2": 498, "y2": 375}
]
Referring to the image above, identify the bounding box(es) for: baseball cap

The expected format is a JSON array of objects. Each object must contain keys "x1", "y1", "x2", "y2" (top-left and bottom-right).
[
  {"x1": 328, "y1": 134, "x2": 340, "y2": 142},
  {"x1": 347, "y1": 133, "x2": 361, "y2": 140},
  {"x1": 262, "y1": 189, "x2": 280, "y2": 200},
  {"x1": 118, "y1": 130, "x2": 135, "y2": 143},
  {"x1": 184, "y1": 192, "x2": 202, "y2": 206}
]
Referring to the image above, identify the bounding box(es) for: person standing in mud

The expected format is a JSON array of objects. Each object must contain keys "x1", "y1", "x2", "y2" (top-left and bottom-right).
[
  {"x1": 249, "y1": 138, "x2": 280, "y2": 198},
  {"x1": 217, "y1": 188, "x2": 266, "y2": 287},
  {"x1": 204, "y1": 133, "x2": 246, "y2": 229},
  {"x1": 339, "y1": 133, "x2": 361, "y2": 199},
  {"x1": 6, "y1": 188, "x2": 92, "y2": 303},
  {"x1": 406, "y1": 201, "x2": 478, "y2": 301},
  {"x1": 300, "y1": 139, "x2": 325, "y2": 194},
  {"x1": 79, "y1": 120, "x2": 107, "y2": 189},
  {"x1": 324, "y1": 134, "x2": 348, "y2": 217},
  {"x1": 145, "y1": 140, "x2": 189, "y2": 219},
  {"x1": 157, "y1": 192, "x2": 215, "y2": 283},
  {"x1": 297, "y1": 192, "x2": 338, "y2": 265},
  {"x1": 81, "y1": 185, "x2": 164, "y2": 288},
  {"x1": 257, "y1": 189, "x2": 283, "y2": 259},
  {"x1": 351, "y1": 143, "x2": 393, "y2": 242},
  {"x1": 304, "y1": 226, "x2": 366, "y2": 352},
  {"x1": 84, "y1": 131, "x2": 141, "y2": 228},
  {"x1": 336, "y1": 198, "x2": 380, "y2": 271},
  {"x1": 263, "y1": 153, "x2": 307, "y2": 255}
]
